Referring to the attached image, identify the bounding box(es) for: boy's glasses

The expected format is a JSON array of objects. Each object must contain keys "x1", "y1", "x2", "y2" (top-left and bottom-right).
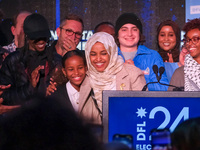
[{"x1": 60, "y1": 27, "x2": 82, "y2": 39}]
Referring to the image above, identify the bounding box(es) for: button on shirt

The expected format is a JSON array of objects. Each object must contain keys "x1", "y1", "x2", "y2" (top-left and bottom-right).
[{"x1": 66, "y1": 81, "x2": 79, "y2": 112}]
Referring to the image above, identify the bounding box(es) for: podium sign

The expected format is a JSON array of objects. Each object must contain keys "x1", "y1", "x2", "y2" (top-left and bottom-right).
[{"x1": 102, "y1": 91, "x2": 200, "y2": 150}]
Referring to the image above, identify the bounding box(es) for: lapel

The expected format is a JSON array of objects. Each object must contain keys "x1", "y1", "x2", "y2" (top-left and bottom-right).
[
  {"x1": 59, "y1": 84, "x2": 74, "y2": 109},
  {"x1": 78, "y1": 76, "x2": 92, "y2": 113},
  {"x1": 116, "y1": 66, "x2": 130, "y2": 90}
]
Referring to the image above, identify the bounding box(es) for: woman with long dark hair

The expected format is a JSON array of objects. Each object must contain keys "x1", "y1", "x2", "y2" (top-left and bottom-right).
[{"x1": 157, "y1": 20, "x2": 185, "y2": 82}]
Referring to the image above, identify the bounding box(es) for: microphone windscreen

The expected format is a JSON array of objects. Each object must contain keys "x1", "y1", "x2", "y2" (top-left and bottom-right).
[
  {"x1": 159, "y1": 67, "x2": 165, "y2": 75},
  {"x1": 153, "y1": 65, "x2": 158, "y2": 74}
]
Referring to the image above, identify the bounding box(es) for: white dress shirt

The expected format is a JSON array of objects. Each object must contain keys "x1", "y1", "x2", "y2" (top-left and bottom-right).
[{"x1": 66, "y1": 81, "x2": 79, "y2": 112}]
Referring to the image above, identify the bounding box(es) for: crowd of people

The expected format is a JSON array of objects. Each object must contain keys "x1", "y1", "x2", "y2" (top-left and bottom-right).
[{"x1": 0, "y1": 10, "x2": 200, "y2": 150}]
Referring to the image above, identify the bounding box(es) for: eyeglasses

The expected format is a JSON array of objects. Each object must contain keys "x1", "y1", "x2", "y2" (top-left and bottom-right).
[
  {"x1": 60, "y1": 27, "x2": 82, "y2": 39},
  {"x1": 183, "y1": 37, "x2": 200, "y2": 46}
]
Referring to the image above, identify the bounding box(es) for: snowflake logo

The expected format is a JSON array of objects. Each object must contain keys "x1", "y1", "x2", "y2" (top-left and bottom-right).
[{"x1": 136, "y1": 107, "x2": 147, "y2": 118}]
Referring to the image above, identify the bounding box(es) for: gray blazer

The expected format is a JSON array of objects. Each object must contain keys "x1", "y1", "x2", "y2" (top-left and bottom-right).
[
  {"x1": 78, "y1": 76, "x2": 102, "y2": 125},
  {"x1": 78, "y1": 64, "x2": 146, "y2": 124},
  {"x1": 168, "y1": 66, "x2": 184, "y2": 91},
  {"x1": 116, "y1": 64, "x2": 146, "y2": 90}
]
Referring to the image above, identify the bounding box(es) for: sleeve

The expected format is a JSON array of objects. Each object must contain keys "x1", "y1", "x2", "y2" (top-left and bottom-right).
[
  {"x1": 0, "y1": 53, "x2": 35, "y2": 105},
  {"x1": 131, "y1": 67, "x2": 146, "y2": 91},
  {"x1": 168, "y1": 66, "x2": 184, "y2": 91},
  {"x1": 147, "y1": 51, "x2": 169, "y2": 91}
]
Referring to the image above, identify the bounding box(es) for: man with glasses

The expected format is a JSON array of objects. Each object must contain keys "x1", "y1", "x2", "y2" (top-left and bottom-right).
[
  {"x1": 48, "y1": 14, "x2": 84, "y2": 57},
  {"x1": 168, "y1": 18, "x2": 200, "y2": 91},
  {"x1": 45, "y1": 14, "x2": 84, "y2": 95}
]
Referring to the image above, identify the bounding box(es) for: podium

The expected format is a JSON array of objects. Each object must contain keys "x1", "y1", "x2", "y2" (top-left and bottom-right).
[{"x1": 102, "y1": 91, "x2": 200, "y2": 150}]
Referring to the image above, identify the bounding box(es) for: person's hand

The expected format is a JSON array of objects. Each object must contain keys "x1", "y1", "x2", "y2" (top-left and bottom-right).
[
  {"x1": 178, "y1": 46, "x2": 189, "y2": 66},
  {"x1": 2, "y1": 52, "x2": 9, "y2": 61},
  {"x1": 0, "y1": 84, "x2": 11, "y2": 96},
  {"x1": 125, "y1": 59, "x2": 134, "y2": 65},
  {"x1": 61, "y1": 38, "x2": 77, "y2": 55},
  {"x1": 0, "y1": 98, "x2": 20, "y2": 115},
  {"x1": 31, "y1": 65, "x2": 44, "y2": 88},
  {"x1": 167, "y1": 53, "x2": 174, "y2": 63},
  {"x1": 46, "y1": 80, "x2": 57, "y2": 96}
]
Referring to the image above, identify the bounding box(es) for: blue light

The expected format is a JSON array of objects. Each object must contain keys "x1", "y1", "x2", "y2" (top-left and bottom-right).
[
  {"x1": 35, "y1": 10, "x2": 38, "y2": 13},
  {"x1": 181, "y1": 4, "x2": 184, "y2": 7},
  {"x1": 84, "y1": 8, "x2": 87, "y2": 13},
  {"x1": 56, "y1": 0, "x2": 60, "y2": 29},
  {"x1": 172, "y1": 15, "x2": 177, "y2": 21},
  {"x1": 170, "y1": 8, "x2": 172, "y2": 11}
]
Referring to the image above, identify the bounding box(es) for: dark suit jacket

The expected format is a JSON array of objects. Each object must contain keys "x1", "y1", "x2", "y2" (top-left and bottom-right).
[{"x1": 50, "y1": 83, "x2": 74, "y2": 112}]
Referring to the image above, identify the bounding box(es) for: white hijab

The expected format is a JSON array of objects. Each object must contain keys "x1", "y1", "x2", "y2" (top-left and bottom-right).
[{"x1": 85, "y1": 32, "x2": 124, "y2": 110}]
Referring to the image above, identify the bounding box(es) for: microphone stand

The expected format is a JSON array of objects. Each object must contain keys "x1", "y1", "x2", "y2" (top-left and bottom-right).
[
  {"x1": 142, "y1": 65, "x2": 183, "y2": 91},
  {"x1": 142, "y1": 82, "x2": 158, "y2": 91},
  {"x1": 158, "y1": 67, "x2": 183, "y2": 91}
]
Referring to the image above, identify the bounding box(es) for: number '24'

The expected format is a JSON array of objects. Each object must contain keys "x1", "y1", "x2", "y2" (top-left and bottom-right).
[{"x1": 149, "y1": 106, "x2": 189, "y2": 131}]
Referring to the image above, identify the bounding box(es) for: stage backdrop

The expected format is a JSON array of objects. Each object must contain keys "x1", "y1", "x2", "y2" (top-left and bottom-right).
[
  {"x1": 0, "y1": 0, "x2": 185, "y2": 50},
  {"x1": 186, "y1": 0, "x2": 200, "y2": 21}
]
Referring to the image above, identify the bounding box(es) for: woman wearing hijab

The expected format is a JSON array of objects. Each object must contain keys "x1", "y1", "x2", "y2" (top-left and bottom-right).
[{"x1": 79, "y1": 32, "x2": 146, "y2": 119}]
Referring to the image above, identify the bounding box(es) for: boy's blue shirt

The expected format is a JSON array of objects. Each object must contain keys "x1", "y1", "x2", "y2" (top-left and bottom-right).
[{"x1": 118, "y1": 45, "x2": 169, "y2": 91}]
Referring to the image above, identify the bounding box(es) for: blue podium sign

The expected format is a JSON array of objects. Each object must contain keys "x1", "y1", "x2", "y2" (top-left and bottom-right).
[{"x1": 102, "y1": 91, "x2": 200, "y2": 150}]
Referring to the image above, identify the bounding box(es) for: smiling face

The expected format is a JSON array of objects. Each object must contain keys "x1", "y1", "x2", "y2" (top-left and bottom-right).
[
  {"x1": 90, "y1": 42, "x2": 110, "y2": 72},
  {"x1": 28, "y1": 38, "x2": 48, "y2": 52},
  {"x1": 62, "y1": 55, "x2": 87, "y2": 91},
  {"x1": 118, "y1": 23, "x2": 140, "y2": 51},
  {"x1": 57, "y1": 20, "x2": 83, "y2": 46},
  {"x1": 158, "y1": 25, "x2": 176, "y2": 51},
  {"x1": 185, "y1": 28, "x2": 200, "y2": 63}
]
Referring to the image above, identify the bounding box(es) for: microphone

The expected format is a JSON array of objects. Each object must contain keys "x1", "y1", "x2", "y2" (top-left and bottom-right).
[
  {"x1": 153, "y1": 65, "x2": 159, "y2": 81},
  {"x1": 142, "y1": 65, "x2": 184, "y2": 91},
  {"x1": 157, "y1": 66, "x2": 184, "y2": 90},
  {"x1": 158, "y1": 67, "x2": 165, "y2": 82}
]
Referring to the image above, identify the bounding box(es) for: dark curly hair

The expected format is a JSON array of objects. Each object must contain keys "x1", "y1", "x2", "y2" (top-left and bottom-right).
[
  {"x1": 183, "y1": 18, "x2": 200, "y2": 38},
  {"x1": 157, "y1": 20, "x2": 180, "y2": 62}
]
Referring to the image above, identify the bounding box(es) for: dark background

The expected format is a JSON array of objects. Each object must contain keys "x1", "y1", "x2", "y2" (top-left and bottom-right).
[{"x1": 0, "y1": 0, "x2": 185, "y2": 50}]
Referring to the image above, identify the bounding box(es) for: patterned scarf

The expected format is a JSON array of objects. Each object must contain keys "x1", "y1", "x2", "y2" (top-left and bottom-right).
[
  {"x1": 184, "y1": 54, "x2": 200, "y2": 91},
  {"x1": 85, "y1": 32, "x2": 124, "y2": 110}
]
